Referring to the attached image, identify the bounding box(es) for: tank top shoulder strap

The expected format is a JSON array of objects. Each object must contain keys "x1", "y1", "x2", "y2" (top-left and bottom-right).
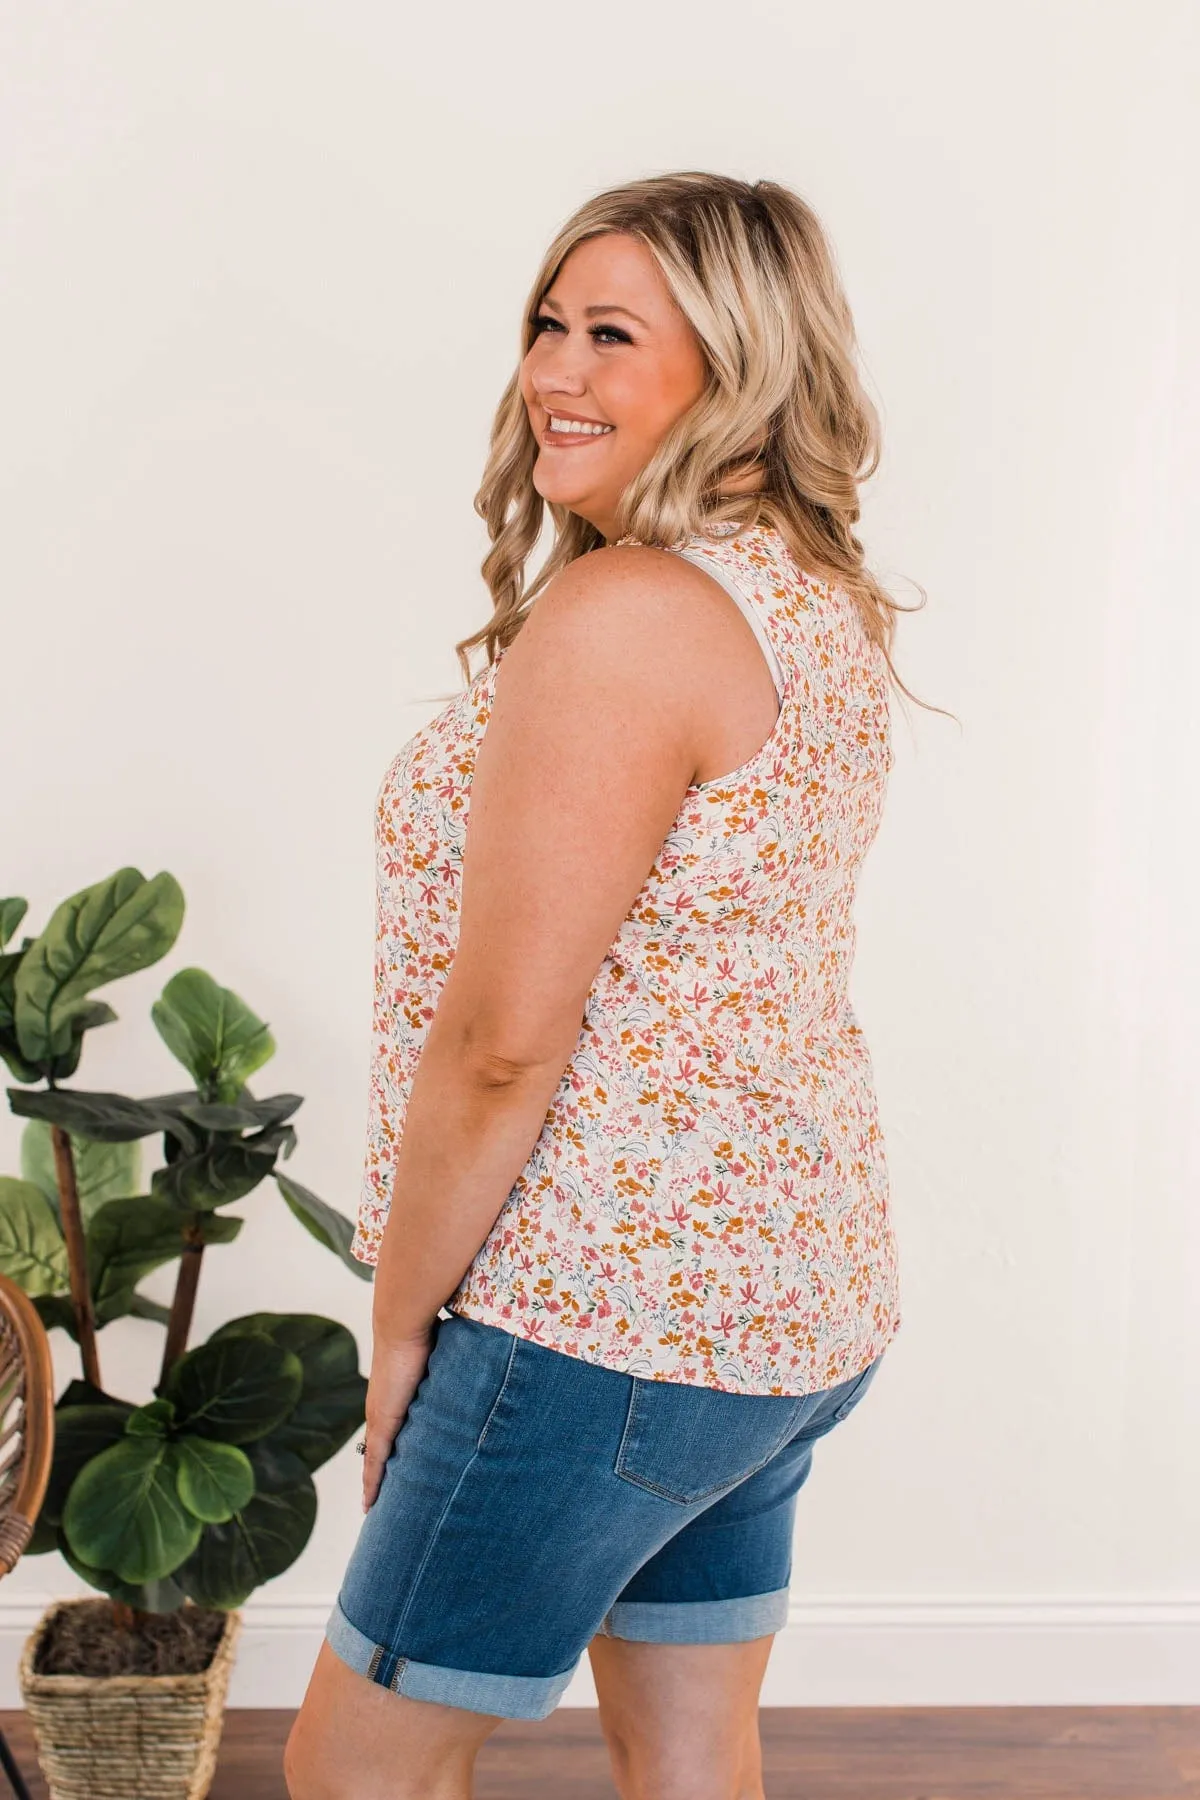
[
  {"x1": 670, "y1": 538, "x2": 785, "y2": 702},
  {"x1": 611, "y1": 522, "x2": 794, "y2": 704}
]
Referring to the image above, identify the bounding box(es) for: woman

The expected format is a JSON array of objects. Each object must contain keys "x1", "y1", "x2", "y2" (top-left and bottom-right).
[{"x1": 286, "y1": 171, "x2": 936, "y2": 1800}]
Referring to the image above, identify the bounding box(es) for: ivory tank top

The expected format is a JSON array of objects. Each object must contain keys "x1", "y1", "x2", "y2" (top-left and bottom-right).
[{"x1": 353, "y1": 521, "x2": 902, "y2": 1395}]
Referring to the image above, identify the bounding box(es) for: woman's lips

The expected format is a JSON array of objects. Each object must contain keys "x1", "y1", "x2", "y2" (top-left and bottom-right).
[{"x1": 541, "y1": 423, "x2": 615, "y2": 447}]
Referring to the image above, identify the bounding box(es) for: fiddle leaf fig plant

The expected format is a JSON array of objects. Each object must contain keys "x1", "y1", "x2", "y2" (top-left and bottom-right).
[{"x1": 1, "y1": 869, "x2": 372, "y2": 1619}]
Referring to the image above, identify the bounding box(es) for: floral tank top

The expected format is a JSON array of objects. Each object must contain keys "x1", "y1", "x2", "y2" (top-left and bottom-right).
[{"x1": 352, "y1": 521, "x2": 902, "y2": 1395}]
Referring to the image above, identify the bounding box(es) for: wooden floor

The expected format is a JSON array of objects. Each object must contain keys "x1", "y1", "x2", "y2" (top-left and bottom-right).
[{"x1": 2, "y1": 1706, "x2": 1198, "y2": 1797}]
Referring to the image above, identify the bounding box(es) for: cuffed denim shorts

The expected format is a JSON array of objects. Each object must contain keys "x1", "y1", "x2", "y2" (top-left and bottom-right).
[{"x1": 325, "y1": 1309, "x2": 885, "y2": 1721}]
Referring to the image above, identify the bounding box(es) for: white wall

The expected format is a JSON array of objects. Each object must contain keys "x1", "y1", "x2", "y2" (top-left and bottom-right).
[{"x1": 1, "y1": 1, "x2": 1196, "y2": 1706}]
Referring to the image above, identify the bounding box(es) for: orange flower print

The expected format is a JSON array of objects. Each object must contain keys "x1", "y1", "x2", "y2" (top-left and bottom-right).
[{"x1": 352, "y1": 522, "x2": 901, "y2": 1395}]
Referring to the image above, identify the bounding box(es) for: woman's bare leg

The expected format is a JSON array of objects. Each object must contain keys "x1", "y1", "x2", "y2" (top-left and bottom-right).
[
  {"x1": 283, "y1": 1640, "x2": 504, "y2": 1800},
  {"x1": 587, "y1": 1633, "x2": 776, "y2": 1800}
]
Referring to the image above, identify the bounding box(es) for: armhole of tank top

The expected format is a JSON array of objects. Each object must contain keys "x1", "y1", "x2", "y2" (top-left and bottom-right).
[{"x1": 673, "y1": 547, "x2": 786, "y2": 703}]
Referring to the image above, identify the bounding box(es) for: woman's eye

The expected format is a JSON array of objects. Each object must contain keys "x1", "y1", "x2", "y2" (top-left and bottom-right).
[{"x1": 530, "y1": 315, "x2": 630, "y2": 345}]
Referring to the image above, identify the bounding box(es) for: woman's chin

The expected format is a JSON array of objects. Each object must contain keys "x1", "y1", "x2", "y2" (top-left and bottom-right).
[{"x1": 534, "y1": 473, "x2": 595, "y2": 510}]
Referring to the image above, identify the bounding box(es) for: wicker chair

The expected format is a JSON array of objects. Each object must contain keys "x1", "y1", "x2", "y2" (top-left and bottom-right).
[{"x1": 0, "y1": 1272, "x2": 56, "y2": 1800}]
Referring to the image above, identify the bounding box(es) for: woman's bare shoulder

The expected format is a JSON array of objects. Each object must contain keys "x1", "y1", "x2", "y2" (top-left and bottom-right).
[{"x1": 518, "y1": 542, "x2": 745, "y2": 660}]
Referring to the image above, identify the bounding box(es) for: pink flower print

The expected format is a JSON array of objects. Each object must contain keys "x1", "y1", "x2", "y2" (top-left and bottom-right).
[{"x1": 354, "y1": 523, "x2": 901, "y2": 1396}]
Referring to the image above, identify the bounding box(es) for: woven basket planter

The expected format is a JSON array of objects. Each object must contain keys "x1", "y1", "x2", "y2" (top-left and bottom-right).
[{"x1": 17, "y1": 1600, "x2": 241, "y2": 1800}]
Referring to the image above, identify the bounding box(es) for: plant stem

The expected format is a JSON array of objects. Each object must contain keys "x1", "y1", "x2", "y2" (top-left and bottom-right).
[
  {"x1": 158, "y1": 1220, "x2": 205, "y2": 1389},
  {"x1": 49, "y1": 1124, "x2": 101, "y2": 1389}
]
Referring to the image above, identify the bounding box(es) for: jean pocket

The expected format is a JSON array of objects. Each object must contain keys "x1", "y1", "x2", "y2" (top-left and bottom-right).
[{"x1": 613, "y1": 1378, "x2": 805, "y2": 1507}]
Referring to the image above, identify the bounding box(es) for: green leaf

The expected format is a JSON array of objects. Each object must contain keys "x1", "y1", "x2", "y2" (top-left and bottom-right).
[
  {"x1": 161, "y1": 1333, "x2": 303, "y2": 1445},
  {"x1": 0, "y1": 1031, "x2": 42, "y2": 1085},
  {"x1": 87, "y1": 1195, "x2": 185, "y2": 1322},
  {"x1": 151, "y1": 1134, "x2": 284, "y2": 1212},
  {"x1": 13, "y1": 868, "x2": 185, "y2": 1063},
  {"x1": 34, "y1": 1280, "x2": 185, "y2": 1339},
  {"x1": 38, "y1": 1402, "x2": 137, "y2": 1532},
  {"x1": 174, "y1": 1478, "x2": 316, "y2": 1609},
  {"x1": 0, "y1": 899, "x2": 28, "y2": 951},
  {"x1": 0, "y1": 941, "x2": 41, "y2": 1082},
  {"x1": 242, "y1": 1438, "x2": 311, "y2": 1495},
  {"x1": 20, "y1": 1119, "x2": 141, "y2": 1228},
  {"x1": 151, "y1": 969, "x2": 274, "y2": 1104},
  {"x1": 47, "y1": 999, "x2": 119, "y2": 1081},
  {"x1": 32, "y1": 1294, "x2": 78, "y2": 1337},
  {"x1": 85, "y1": 1195, "x2": 242, "y2": 1321},
  {"x1": 6, "y1": 1087, "x2": 200, "y2": 1153},
  {"x1": 0, "y1": 950, "x2": 25, "y2": 1033},
  {"x1": 275, "y1": 1173, "x2": 373, "y2": 1281},
  {"x1": 56, "y1": 1527, "x2": 188, "y2": 1611},
  {"x1": 210, "y1": 1313, "x2": 367, "y2": 1472},
  {"x1": 24, "y1": 1513, "x2": 61, "y2": 1556},
  {"x1": 62, "y1": 1437, "x2": 201, "y2": 1584},
  {"x1": 125, "y1": 1398, "x2": 176, "y2": 1437},
  {"x1": 57, "y1": 1377, "x2": 121, "y2": 1408},
  {"x1": 171, "y1": 1092, "x2": 303, "y2": 1134},
  {"x1": 175, "y1": 1438, "x2": 255, "y2": 1523},
  {"x1": 0, "y1": 1178, "x2": 68, "y2": 1295}
]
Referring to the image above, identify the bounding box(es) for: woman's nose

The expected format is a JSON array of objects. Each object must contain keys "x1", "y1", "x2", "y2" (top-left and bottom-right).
[{"x1": 532, "y1": 340, "x2": 591, "y2": 392}]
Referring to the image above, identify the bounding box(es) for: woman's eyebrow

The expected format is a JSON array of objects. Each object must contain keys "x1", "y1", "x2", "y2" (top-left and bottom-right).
[{"x1": 539, "y1": 297, "x2": 649, "y2": 328}]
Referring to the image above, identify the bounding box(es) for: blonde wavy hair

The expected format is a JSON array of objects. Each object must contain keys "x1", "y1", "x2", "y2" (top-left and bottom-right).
[{"x1": 453, "y1": 169, "x2": 949, "y2": 724}]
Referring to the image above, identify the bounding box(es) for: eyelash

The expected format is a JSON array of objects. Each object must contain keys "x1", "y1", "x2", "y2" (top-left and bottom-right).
[{"x1": 530, "y1": 314, "x2": 632, "y2": 346}]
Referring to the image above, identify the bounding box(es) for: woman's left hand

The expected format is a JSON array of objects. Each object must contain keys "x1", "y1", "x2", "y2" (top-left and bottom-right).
[{"x1": 360, "y1": 1322, "x2": 438, "y2": 1512}]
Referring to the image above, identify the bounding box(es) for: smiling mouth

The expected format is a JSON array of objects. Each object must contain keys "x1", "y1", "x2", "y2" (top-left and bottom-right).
[{"x1": 542, "y1": 412, "x2": 615, "y2": 446}]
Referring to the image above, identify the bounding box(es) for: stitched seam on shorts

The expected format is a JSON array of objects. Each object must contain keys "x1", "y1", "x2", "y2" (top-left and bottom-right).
[
  {"x1": 476, "y1": 1330, "x2": 520, "y2": 1450},
  {"x1": 613, "y1": 1378, "x2": 648, "y2": 1486},
  {"x1": 385, "y1": 1331, "x2": 521, "y2": 1653}
]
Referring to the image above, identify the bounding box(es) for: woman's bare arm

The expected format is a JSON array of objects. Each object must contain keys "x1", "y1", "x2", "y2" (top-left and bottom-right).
[{"x1": 369, "y1": 543, "x2": 735, "y2": 1348}]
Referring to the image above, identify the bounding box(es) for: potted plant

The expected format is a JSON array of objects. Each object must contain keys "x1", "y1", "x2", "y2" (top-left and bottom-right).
[{"x1": 0, "y1": 869, "x2": 371, "y2": 1800}]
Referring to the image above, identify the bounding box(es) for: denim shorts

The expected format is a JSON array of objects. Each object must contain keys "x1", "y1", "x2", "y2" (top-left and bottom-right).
[{"x1": 325, "y1": 1309, "x2": 885, "y2": 1721}]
